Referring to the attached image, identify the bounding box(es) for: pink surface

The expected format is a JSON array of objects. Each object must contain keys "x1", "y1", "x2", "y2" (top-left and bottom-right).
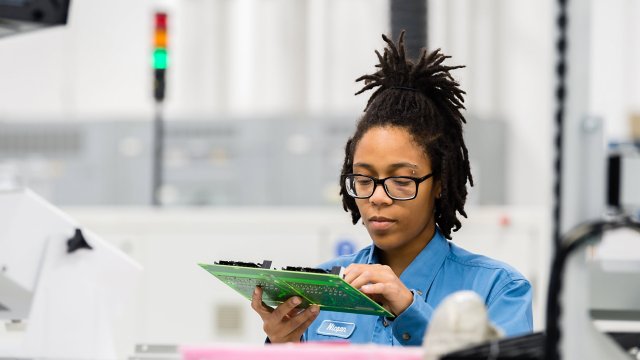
[{"x1": 181, "y1": 343, "x2": 423, "y2": 360}]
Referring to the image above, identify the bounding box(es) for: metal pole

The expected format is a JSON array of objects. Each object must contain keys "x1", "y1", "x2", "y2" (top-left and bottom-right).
[
  {"x1": 152, "y1": 101, "x2": 164, "y2": 206},
  {"x1": 390, "y1": 0, "x2": 427, "y2": 59}
]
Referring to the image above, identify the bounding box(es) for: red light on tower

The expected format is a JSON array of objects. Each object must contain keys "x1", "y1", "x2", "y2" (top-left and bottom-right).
[{"x1": 155, "y1": 12, "x2": 167, "y2": 29}]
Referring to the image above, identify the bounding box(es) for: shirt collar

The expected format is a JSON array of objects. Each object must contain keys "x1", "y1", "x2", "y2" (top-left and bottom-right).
[{"x1": 366, "y1": 227, "x2": 450, "y2": 296}]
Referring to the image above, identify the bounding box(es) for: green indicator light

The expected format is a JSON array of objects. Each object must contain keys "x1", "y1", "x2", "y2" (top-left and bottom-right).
[{"x1": 153, "y1": 48, "x2": 168, "y2": 69}]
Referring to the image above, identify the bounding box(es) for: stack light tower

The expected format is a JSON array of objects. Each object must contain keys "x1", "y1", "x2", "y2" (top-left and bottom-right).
[
  {"x1": 153, "y1": 12, "x2": 168, "y2": 101},
  {"x1": 152, "y1": 11, "x2": 168, "y2": 206}
]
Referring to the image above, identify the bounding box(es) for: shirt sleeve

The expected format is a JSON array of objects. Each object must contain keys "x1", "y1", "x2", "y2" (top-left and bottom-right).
[
  {"x1": 486, "y1": 279, "x2": 533, "y2": 336},
  {"x1": 390, "y1": 290, "x2": 435, "y2": 346}
]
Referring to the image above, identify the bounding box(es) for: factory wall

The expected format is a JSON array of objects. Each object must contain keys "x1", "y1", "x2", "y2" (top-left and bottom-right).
[{"x1": 3, "y1": 0, "x2": 638, "y2": 207}]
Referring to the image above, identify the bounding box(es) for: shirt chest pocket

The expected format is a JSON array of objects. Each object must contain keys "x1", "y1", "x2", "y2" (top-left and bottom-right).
[{"x1": 316, "y1": 320, "x2": 356, "y2": 339}]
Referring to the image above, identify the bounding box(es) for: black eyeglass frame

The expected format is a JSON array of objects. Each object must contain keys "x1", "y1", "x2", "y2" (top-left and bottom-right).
[{"x1": 342, "y1": 173, "x2": 434, "y2": 201}]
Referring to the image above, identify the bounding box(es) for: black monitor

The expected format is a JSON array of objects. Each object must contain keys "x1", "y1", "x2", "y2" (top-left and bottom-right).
[{"x1": 0, "y1": 0, "x2": 70, "y2": 38}]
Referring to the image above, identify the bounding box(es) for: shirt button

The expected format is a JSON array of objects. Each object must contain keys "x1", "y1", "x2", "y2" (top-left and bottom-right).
[
  {"x1": 382, "y1": 319, "x2": 389, "y2": 327},
  {"x1": 402, "y1": 332, "x2": 411, "y2": 341},
  {"x1": 417, "y1": 290, "x2": 423, "y2": 296}
]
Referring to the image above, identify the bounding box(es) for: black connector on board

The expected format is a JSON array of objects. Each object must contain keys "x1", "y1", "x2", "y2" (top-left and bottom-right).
[
  {"x1": 214, "y1": 260, "x2": 260, "y2": 268},
  {"x1": 282, "y1": 266, "x2": 329, "y2": 274},
  {"x1": 213, "y1": 260, "x2": 273, "y2": 269}
]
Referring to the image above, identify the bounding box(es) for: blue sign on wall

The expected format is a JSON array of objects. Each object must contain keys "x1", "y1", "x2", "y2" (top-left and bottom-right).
[{"x1": 335, "y1": 239, "x2": 356, "y2": 256}]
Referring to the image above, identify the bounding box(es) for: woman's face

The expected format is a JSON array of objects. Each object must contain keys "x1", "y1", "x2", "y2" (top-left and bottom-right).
[{"x1": 352, "y1": 125, "x2": 441, "y2": 253}]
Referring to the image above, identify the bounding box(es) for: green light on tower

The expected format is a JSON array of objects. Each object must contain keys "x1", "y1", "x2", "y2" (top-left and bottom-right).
[{"x1": 153, "y1": 48, "x2": 168, "y2": 70}]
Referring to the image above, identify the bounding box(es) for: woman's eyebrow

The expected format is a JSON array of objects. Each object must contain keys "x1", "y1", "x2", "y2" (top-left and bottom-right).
[
  {"x1": 353, "y1": 162, "x2": 419, "y2": 170},
  {"x1": 352, "y1": 163, "x2": 373, "y2": 170},
  {"x1": 388, "y1": 162, "x2": 419, "y2": 170}
]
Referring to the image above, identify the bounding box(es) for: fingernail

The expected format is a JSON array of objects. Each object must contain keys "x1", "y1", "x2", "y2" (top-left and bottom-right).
[
  {"x1": 310, "y1": 305, "x2": 319, "y2": 314},
  {"x1": 292, "y1": 297, "x2": 301, "y2": 305}
]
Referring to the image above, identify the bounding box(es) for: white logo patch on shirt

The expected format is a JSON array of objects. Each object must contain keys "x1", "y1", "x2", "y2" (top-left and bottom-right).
[{"x1": 316, "y1": 320, "x2": 356, "y2": 339}]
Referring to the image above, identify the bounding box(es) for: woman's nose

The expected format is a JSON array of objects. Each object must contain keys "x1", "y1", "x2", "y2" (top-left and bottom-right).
[{"x1": 368, "y1": 184, "x2": 393, "y2": 205}]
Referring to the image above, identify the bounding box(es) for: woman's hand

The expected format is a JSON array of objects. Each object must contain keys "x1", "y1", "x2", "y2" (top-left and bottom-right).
[
  {"x1": 343, "y1": 264, "x2": 413, "y2": 316},
  {"x1": 251, "y1": 286, "x2": 320, "y2": 343}
]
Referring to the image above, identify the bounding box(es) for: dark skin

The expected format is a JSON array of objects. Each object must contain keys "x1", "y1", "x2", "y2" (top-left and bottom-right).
[
  {"x1": 251, "y1": 287, "x2": 320, "y2": 343},
  {"x1": 251, "y1": 125, "x2": 441, "y2": 343}
]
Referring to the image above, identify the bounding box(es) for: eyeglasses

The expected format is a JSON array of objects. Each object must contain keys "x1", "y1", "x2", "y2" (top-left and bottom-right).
[{"x1": 342, "y1": 173, "x2": 433, "y2": 201}]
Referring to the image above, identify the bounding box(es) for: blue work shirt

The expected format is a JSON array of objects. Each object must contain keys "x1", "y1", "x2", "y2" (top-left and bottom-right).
[{"x1": 303, "y1": 228, "x2": 533, "y2": 346}]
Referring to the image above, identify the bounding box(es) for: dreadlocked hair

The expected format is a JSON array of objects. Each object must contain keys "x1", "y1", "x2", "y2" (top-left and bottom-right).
[{"x1": 339, "y1": 31, "x2": 473, "y2": 240}]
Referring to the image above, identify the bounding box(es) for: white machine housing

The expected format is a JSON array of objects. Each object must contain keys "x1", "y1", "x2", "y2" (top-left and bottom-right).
[{"x1": 0, "y1": 188, "x2": 142, "y2": 360}]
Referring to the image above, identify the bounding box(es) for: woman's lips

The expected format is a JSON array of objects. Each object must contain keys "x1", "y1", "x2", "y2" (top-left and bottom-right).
[{"x1": 367, "y1": 216, "x2": 396, "y2": 231}]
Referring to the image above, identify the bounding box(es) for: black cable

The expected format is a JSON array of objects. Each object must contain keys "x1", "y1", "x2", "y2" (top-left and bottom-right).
[
  {"x1": 552, "y1": 0, "x2": 568, "y2": 251},
  {"x1": 548, "y1": 0, "x2": 568, "y2": 354},
  {"x1": 544, "y1": 217, "x2": 640, "y2": 360}
]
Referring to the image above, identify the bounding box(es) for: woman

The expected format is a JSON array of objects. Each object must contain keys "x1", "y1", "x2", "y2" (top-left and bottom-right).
[{"x1": 251, "y1": 32, "x2": 532, "y2": 346}]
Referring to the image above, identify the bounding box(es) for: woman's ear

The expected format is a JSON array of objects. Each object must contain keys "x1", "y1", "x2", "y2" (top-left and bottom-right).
[{"x1": 435, "y1": 180, "x2": 442, "y2": 199}]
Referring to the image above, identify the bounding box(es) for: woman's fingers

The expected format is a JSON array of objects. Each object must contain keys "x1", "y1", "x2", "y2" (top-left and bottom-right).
[
  {"x1": 251, "y1": 286, "x2": 274, "y2": 320},
  {"x1": 283, "y1": 305, "x2": 320, "y2": 336},
  {"x1": 251, "y1": 285, "x2": 320, "y2": 342},
  {"x1": 264, "y1": 303, "x2": 320, "y2": 342},
  {"x1": 287, "y1": 305, "x2": 320, "y2": 339},
  {"x1": 343, "y1": 264, "x2": 373, "y2": 286},
  {"x1": 360, "y1": 282, "x2": 386, "y2": 294},
  {"x1": 271, "y1": 296, "x2": 303, "y2": 322},
  {"x1": 344, "y1": 264, "x2": 394, "y2": 289},
  {"x1": 342, "y1": 264, "x2": 413, "y2": 316},
  {"x1": 349, "y1": 271, "x2": 374, "y2": 290}
]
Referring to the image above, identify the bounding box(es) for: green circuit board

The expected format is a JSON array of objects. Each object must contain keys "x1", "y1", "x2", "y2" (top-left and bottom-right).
[{"x1": 199, "y1": 262, "x2": 394, "y2": 317}]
